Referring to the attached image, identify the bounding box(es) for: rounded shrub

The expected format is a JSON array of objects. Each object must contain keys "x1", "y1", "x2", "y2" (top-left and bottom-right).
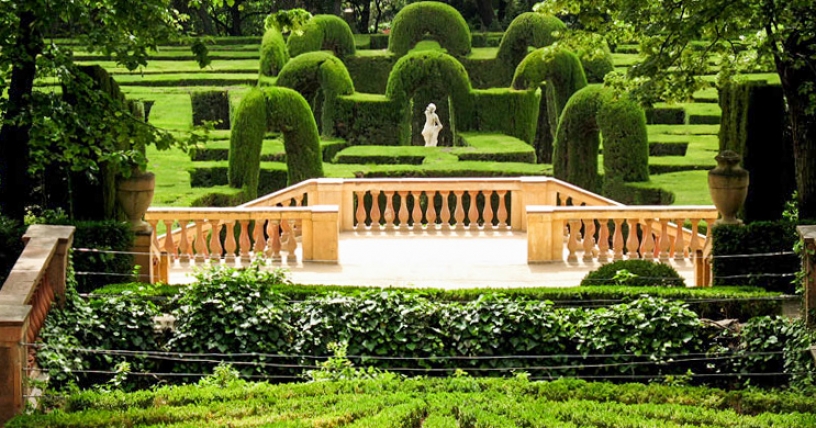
[
  {"x1": 388, "y1": 2, "x2": 471, "y2": 57},
  {"x1": 286, "y1": 14, "x2": 356, "y2": 58},
  {"x1": 559, "y1": 33, "x2": 615, "y2": 83},
  {"x1": 497, "y1": 13, "x2": 566, "y2": 69},
  {"x1": 581, "y1": 260, "x2": 685, "y2": 287},
  {"x1": 259, "y1": 28, "x2": 289, "y2": 77}
]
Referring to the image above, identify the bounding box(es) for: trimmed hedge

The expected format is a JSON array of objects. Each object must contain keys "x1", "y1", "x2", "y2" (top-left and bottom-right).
[
  {"x1": 333, "y1": 93, "x2": 409, "y2": 146},
  {"x1": 190, "y1": 90, "x2": 230, "y2": 129},
  {"x1": 497, "y1": 13, "x2": 566, "y2": 75},
  {"x1": 258, "y1": 28, "x2": 289, "y2": 77},
  {"x1": 344, "y1": 54, "x2": 394, "y2": 94},
  {"x1": 469, "y1": 88, "x2": 539, "y2": 146},
  {"x1": 719, "y1": 82, "x2": 795, "y2": 223},
  {"x1": 711, "y1": 220, "x2": 800, "y2": 293},
  {"x1": 512, "y1": 47, "x2": 588, "y2": 163},
  {"x1": 228, "y1": 87, "x2": 267, "y2": 196},
  {"x1": 276, "y1": 51, "x2": 355, "y2": 136},
  {"x1": 646, "y1": 106, "x2": 686, "y2": 125},
  {"x1": 581, "y1": 259, "x2": 685, "y2": 287},
  {"x1": 553, "y1": 86, "x2": 649, "y2": 194},
  {"x1": 286, "y1": 14, "x2": 356, "y2": 58},
  {"x1": 649, "y1": 142, "x2": 689, "y2": 157},
  {"x1": 388, "y1": 2, "x2": 471, "y2": 57}
]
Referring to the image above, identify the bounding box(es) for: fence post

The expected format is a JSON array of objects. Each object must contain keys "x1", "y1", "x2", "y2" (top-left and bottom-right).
[{"x1": 797, "y1": 225, "x2": 816, "y2": 327}]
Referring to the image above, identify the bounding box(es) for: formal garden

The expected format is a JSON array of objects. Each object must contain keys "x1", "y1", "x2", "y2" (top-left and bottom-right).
[{"x1": 2, "y1": 0, "x2": 816, "y2": 426}]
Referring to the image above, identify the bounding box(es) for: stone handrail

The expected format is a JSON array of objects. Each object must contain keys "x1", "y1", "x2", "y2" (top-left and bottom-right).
[
  {"x1": 0, "y1": 225, "x2": 75, "y2": 425},
  {"x1": 145, "y1": 206, "x2": 339, "y2": 275}
]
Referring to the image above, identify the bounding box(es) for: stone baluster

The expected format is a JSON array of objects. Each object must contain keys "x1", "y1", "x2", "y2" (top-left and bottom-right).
[
  {"x1": 612, "y1": 218, "x2": 624, "y2": 261},
  {"x1": 496, "y1": 191, "x2": 508, "y2": 228},
  {"x1": 383, "y1": 191, "x2": 396, "y2": 230},
  {"x1": 453, "y1": 191, "x2": 465, "y2": 230},
  {"x1": 398, "y1": 191, "x2": 410, "y2": 229},
  {"x1": 162, "y1": 220, "x2": 178, "y2": 263},
  {"x1": 355, "y1": 191, "x2": 367, "y2": 230},
  {"x1": 689, "y1": 219, "x2": 701, "y2": 254},
  {"x1": 440, "y1": 191, "x2": 452, "y2": 230},
  {"x1": 598, "y1": 220, "x2": 610, "y2": 262},
  {"x1": 482, "y1": 191, "x2": 494, "y2": 229},
  {"x1": 178, "y1": 221, "x2": 191, "y2": 265},
  {"x1": 239, "y1": 220, "x2": 251, "y2": 263},
  {"x1": 658, "y1": 219, "x2": 671, "y2": 262},
  {"x1": 674, "y1": 218, "x2": 687, "y2": 259},
  {"x1": 582, "y1": 219, "x2": 596, "y2": 261},
  {"x1": 253, "y1": 220, "x2": 266, "y2": 257},
  {"x1": 208, "y1": 220, "x2": 222, "y2": 262},
  {"x1": 567, "y1": 219, "x2": 581, "y2": 262},
  {"x1": 411, "y1": 191, "x2": 423, "y2": 230},
  {"x1": 705, "y1": 218, "x2": 716, "y2": 248},
  {"x1": 193, "y1": 220, "x2": 207, "y2": 262},
  {"x1": 625, "y1": 219, "x2": 640, "y2": 259},
  {"x1": 467, "y1": 191, "x2": 479, "y2": 229},
  {"x1": 224, "y1": 220, "x2": 237, "y2": 264},
  {"x1": 284, "y1": 219, "x2": 298, "y2": 257},
  {"x1": 266, "y1": 219, "x2": 281, "y2": 260},
  {"x1": 148, "y1": 220, "x2": 160, "y2": 252},
  {"x1": 640, "y1": 220, "x2": 655, "y2": 260},
  {"x1": 425, "y1": 191, "x2": 437, "y2": 229},
  {"x1": 369, "y1": 190, "x2": 382, "y2": 230}
]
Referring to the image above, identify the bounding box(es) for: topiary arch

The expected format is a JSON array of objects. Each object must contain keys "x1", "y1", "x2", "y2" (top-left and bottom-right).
[
  {"x1": 229, "y1": 87, "x2": 324, "y2": 199},
  {"x1": 259, "y1": 28, "x2": 289, "y2": 77},
  {"x1": 386, "y1": 51, "x2": 473, "y2": 146},
  {"x1": 388, "y1": 2, "x2": 471, "y2": 58},
  {"x1": 553, "y1": 86, "x2": 649, "y2": 194},
  {"x1": 286, "y1": 14, "x2": 357, "y2": 58},
  {"x1": 512, "y1": 47, "x2": 588, "y2": 163},
  {"x1": 276, "y1": 52, "x2": 355, "y2": 136},
  {"x1": 497, "y1": 13, "x2": 566, "y2": 70}
]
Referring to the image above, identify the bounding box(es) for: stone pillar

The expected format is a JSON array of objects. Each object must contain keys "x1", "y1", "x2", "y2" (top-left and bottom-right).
[
  {"x1": 132, "y1": 230, "x2": 152, "y2": 284},
  {"x1": 526, "y1": 206, "x2": 562, "y2": 262},
  {"x1": 310, "y1": 206, "x2": 339, "y2": 262},
  {"x1": 797, "y1": 225, "x2": 816, "y2": 327},
  {"x1": 517, "y1": 177, "x2": 553, "y2": 231},
  {"x1": 0, "y1": 306, "x2": 30, "y2": 425}
]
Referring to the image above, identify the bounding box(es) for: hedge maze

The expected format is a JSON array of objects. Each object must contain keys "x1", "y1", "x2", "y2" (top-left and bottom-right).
[{"x1": 71, "y1": 5, "x2": 773, "y2": 208}]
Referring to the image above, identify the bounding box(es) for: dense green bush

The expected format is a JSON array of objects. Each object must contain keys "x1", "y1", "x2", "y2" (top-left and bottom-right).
[
  {"x1": 388, "y1": 2, "x2": 471, "y2": 57},
  {"x1": 719, "y1": 82, "x2": 795, "y2": 222},
  {"x1": 286, "y1": 14, "x2": 356, "y2": 58},
  {"x1": 333, "y1": 94, "x2": 410, "y2": 145},
  {"x1": 275, "y1": 51, "x2": 355, "y2": 136},
  {"x1": 558, "y1": 33, "x2": 615, "y2": 83},
  {"x1": 258, "y1": 28, "x2": 289, "y2": 77},
  {"x1": 190, "y1": 90, "x2": 230, "y2": 129},
  {"x1": 497, "y1": 13, "x2": 565, "y2": 74},
  {"x1": 512, "y1": 47, "x2": 588, "y2": 162},
  {"x1": 711, "y1": 220, "x2": 800, "y2": 293},
  {"x1": 469, "y1": 88, "x2": 540, "y2": 145},
  {"x1": 646, "y1": 106, "x2": 686, "y2": 125},
  {"x1": 228, "y1": 87, "x2": 267, "y2": 197},
  {"x1": 70, "y1": 220, "x2": 136, "y2": 293},
  {"x1": 0, "y1": 215, "x2": 25, "y2": 284},
  {"x1": 343, "y1": 54, "x2": 394, "y2": 94},
  {"x1": 581, "y1": 260, "x2": 686, "y2": 287}
]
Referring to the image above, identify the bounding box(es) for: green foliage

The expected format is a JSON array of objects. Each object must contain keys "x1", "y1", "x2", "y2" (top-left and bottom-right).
[
  {"x1": 258, "y1": 28, "x2": 289, "y2": 77},
  {"x1": 582, "y1": 260, "x2": 686, "y2": 287},
  {"x1": 497, "y1": 13, "x2": 566, "y2": 71},
  {"x1": 388, "y1": 2, "x2": 472, "y2": 57},
  {"x1": 469, "y1": 88, "x2": 540, "y2": 145},
  {"x1": 198, "y1": 362, "x2": 243, "y2": 388},
  {"x1": 190, "y1": 90, "x2": 230, "y2": 130},
  {"x1": 286, "y1": 14, "x2": 356, "y2": 58},
  {"x1": 725, "y1": 316, "x2": 798, "y2": 388},
  {"x1": 343, "y1": 54, "x2": 394, "y2": 94},
  {"x1": 555, "y1": 32, "x2": 615, "y2": 83},
  {"x1": 0, "y1": 215, "x2": 25, "y2": 283},
  {"x1": 711, "y1": 220, "x2": 800, "y2": 293},
  {"x1": 228, "y1": 87, "x2": 267, "y2": 197},
  {"x1": 305, "y1": 342, "x2": 397, "y2": 382},
  {"x1": 264, "y1": 8, "x2": 313, "y2": 34}
]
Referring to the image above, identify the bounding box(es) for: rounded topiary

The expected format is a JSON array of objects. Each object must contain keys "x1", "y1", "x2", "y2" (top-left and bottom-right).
[
  {"x1": 286, "y1": 14, "x2": 356, "y2": 58},
  {"x1": 229, "y1": 87, "x2": 323, "y2": 199},
  {"x1": 581, "y1": 260, "x2": 686, "y2": 287},
  {"x1": 388, "y1": 2, "x2": 471, "y2": 57},
  {"x1": 559, "y1": 33, "x2": 615, "y2": 83},
  {"x1": 512, "y1": 47, "x2": 588, "y2": 163},
  {"x1": 259, "y1": 28, "x2": 290, "y2": 77},
  {"x1": 497, "y1": 13, "x2": 566, "y2": 69},
  {"x1": 276, "y1": 51, "x2": 355, "y2": 136},
  {"x1": 553, "y1": 86, "x2": 648, "y2": 193}
]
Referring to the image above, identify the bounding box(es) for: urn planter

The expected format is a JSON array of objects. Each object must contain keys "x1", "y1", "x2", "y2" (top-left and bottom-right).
[
  {"x1": 116, "y1": 170, "x2": 156, "y2": 233},
  {"x1": 708, "y1": 150, "x2": 749, "y2": 225}
]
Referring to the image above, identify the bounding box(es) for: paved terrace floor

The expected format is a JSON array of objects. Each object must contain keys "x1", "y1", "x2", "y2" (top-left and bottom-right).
[{"x1": 168, "y1": 230, "x2": 697, "y2": 288}]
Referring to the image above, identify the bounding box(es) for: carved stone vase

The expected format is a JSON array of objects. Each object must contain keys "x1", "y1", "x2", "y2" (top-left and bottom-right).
[
  {"x1": 116, "y1": 170, "x2": 155, "y2": 233},
  {"x1": 708, "y1": 150, "x2": 749, "y2": 225}
]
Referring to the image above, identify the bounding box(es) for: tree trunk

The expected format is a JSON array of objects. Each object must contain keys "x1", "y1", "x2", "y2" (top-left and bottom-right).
[
  {"x1": 196, "y1": 0, "x2": 217, "y2": 36},
  {"x1": 229, "y1": 2, "x2": 242, "y2": 36},
  {"x1": 474, "y1": 0, "x2": 495, "y2": 30},
  {"x1": 777, "y1": 52, "x2": 816, "y2": 220},
  {"x1": 359, "y1": 3, "x2": 371, "y2": 34},
  {"x1": 0, "y1": 11, "x2": 42, "y2": 223}
]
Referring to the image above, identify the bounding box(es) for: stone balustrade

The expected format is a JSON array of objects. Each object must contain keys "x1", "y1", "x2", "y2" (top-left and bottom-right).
[{"x1": 0, "y1": 225, "x2": 75, "y2": 425}]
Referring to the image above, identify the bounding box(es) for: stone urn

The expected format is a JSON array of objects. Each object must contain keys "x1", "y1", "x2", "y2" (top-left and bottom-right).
[
  {"x1": 708, "y1": 150, "x2": 749, "y2": 225},
  {"x1": 116, "y1": 170, "x2": 156, "y2": 233}
]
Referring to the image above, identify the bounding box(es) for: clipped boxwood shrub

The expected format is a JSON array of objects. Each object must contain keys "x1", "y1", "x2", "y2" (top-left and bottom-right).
[
  {"x1": 388, "y1": 2, "x2": 471, "y2": 57},
  {"x1": 344, "y1": 54, "x2": 394, "y2": 94},
  {"x1": 470, "y1": 88, "x2": 539, "y2": 145},
  {"x1": 646, "y1": 106, "x2": 687, "y2": 125},
  {"x1": 711, "y1": 220, "x2": 800, "y2": 293},
  {"x1": 497, "y1": 13, "x2": 566, "y2": 75},
  {"x1": 259, "y1": 28, "x2": 289, "y2": 77},
  {"x1": 286, "y1": 14, "x2": 356, "y2": 58},
  {"x1": 581, "y1": 259, "x2": 685, "y2": 287},
  {"x1": 190, "y1": 90, "x2": 230, "y2": 130}
]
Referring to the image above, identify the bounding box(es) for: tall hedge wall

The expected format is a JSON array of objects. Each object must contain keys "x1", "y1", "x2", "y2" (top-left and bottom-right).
[
  {"x1": 512, "y1": 47, "x2": 588, "y2": 162},
  {"x1": 719, "y1": 82, "x2": 795, "y2": 223},
  {"x1": 286, "y1": 14, "x2": 356, "y2": 58},
  {"x1": 275, "y1": 52, "x2": 355, "y2": 136},
  {"x1": 388, "y1": 2, "x2": 471, "y2": 57},
  {"x1": 497, "y1": 13, "x2": 565, "y2": 77},
  {"x1": 553, "y1": 86, "x2": 649, "y2": 194},
  {"x1": 259, "y1": 28, "x2": 289, "y2": 77},
  {"x1": 469, "y1": 88, "x2": 540, "y2": 146},
  {"x1": 333, "y1": 94, "x2": 409, "y2": 146}
]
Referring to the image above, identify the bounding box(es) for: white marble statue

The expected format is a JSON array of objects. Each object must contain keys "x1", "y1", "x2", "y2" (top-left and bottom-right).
[{"x1": 422, "y1": 103, "x2": 443, "y2": 147}]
